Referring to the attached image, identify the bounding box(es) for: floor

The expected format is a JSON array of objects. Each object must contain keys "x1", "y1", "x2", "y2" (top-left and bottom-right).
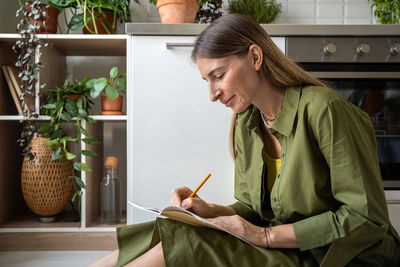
[{"x1": 0, "y1": 251, "x2": 110, "y2": 267}]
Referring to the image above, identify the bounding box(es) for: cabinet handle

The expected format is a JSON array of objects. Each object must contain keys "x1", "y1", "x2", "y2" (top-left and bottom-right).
[{"x1": 166, "y1": 43, "x2": 195, "y2": 49}]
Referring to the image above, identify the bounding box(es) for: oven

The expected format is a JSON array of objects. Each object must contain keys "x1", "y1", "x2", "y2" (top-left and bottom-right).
[{"x1": 286, "y1": 37, "x2": 400, "y2": 189}]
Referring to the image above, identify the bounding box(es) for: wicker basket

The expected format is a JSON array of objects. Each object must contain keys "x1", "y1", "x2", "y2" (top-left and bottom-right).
[{"x1": 21, "y1": 136, "x2": 74, "y2": 216}]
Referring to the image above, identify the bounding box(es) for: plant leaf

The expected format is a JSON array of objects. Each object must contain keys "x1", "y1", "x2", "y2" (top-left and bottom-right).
[
  {"x1": 65, "y1": 152, "x2": 76, "y2": 160},
  {"x1": 80, "y1": 150, "x2": 97, "y2": 157},
  {"x1": 86, "y1": 79, "x2": 95, "y2": 89},
  {"x1": 38, "y1": 124, "x2": 52, "y2": 133},
  {"x1": 117, "y1": 77, "x2": 126, "y2": 92},
  {"x1": 74, "y1": 162, "x2": 93, "y2": 172},
  {"x1": 82, "y1": 138, "x2": 100, "y2": 145},
  {"x1": 60, "y1": 112, "x2": 71, "y2": 121},
  {"x1": 109, "y1": 67, "x2": 118, "y2": 78},
  {"x1": 105, "y1": 86, "x2": 118, "y2": 100},
  {"x1": 74, "y1": 176, "x2": 86, "y2": 189},
  {"x1": 65, "y1": 98, "x2": 78, "y2": 116},
  {"x1": 51, "y1": 147, "x2": 62, "y2": 161},
  {"x1": 42, "y1": 103, "x2": 56, "y2": 109}
]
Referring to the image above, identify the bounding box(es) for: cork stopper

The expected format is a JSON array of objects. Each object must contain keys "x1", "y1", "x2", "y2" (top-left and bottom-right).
[{"x1": 105, "y1": 156, "x2": 118, "y2": 168}]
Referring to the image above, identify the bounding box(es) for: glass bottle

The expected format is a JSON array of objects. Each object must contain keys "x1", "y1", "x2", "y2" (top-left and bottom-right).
[{"x1": 101, "y1": 156, "x2": 121, "y2": 224}]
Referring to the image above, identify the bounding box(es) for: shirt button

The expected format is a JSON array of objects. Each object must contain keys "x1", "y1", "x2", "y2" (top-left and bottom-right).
[
  {"x1": 282, "y1": 153, "x2": 285, "y2": 158},
  {"x1": 273, "y1": 197, "x2": 277, "y2": 202},
  {"x1": 277, "y1": 174, "x2": 280, "y2": 179}
]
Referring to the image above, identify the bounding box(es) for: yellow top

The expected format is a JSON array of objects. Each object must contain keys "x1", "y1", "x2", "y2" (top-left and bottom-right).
[{"x1": 263, "y1": 150, "x2": 281, "y2": 193}]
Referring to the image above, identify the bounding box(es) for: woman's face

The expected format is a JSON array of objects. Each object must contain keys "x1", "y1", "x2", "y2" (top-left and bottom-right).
[{"x1": 197, "y1": 50, "x2": 262, "y2": 113}]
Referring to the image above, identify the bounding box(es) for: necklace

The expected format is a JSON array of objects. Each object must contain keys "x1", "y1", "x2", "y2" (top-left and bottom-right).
[{"x1": 260, "y1": 112, "x2": 276, "y2": 128}]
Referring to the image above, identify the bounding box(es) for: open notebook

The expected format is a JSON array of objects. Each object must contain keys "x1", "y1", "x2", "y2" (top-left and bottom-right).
[{"x1": 128, "y1": 200, "x2": 262, "y2": 249}]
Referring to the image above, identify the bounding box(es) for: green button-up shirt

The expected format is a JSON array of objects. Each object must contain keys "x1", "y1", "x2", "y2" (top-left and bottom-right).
[{"x1": 233, "y1": 85, "x2": 400, "y2": 266}]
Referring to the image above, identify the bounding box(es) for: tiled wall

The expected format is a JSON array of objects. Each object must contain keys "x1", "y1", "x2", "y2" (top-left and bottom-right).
[
  {"x1": 131, "y1": 0, "x2": 377, "y2": 25},
  {"x1": 276, "y1": 0, "x2": 375, "y2": 24}
]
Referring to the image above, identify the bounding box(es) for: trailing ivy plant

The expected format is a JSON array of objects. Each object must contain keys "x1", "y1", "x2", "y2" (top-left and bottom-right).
[
  {"x1": 39, "y1": 76, "x2": 99, "y2": 215},
  {"x1": 369, "y1": 0, "x2": 400, "y2": 24},
  {"x1": 228, "y1": 0, "x2": 282, "y2": 24},
  {"x1": 14, "y1": 0, "x2": 49, "y2": 162}
]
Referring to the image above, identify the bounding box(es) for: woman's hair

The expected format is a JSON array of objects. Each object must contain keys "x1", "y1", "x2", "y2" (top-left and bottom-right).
[{"x1": 191, "y1": 14, "x2": 327, "y2": 159}]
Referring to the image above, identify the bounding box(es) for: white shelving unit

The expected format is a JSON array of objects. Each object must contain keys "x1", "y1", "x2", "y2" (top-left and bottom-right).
[{"x1": 0, "y1": 34, "x2": 128, "y2": 233}]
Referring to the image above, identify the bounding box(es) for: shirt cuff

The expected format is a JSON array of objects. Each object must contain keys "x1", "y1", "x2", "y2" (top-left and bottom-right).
[{"x1": 293, "y1": 211, "x2": 340, "y2": 251}]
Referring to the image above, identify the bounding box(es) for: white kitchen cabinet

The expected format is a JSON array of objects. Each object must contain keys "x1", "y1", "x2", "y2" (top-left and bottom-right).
[{"x1": 385, "y1": 191, "x2": 400, "y2": 233}]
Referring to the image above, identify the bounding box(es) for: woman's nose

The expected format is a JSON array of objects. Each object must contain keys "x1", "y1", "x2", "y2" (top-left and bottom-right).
[{"x1": 210, "y1": 88, "x2": 222, "y2": 102}]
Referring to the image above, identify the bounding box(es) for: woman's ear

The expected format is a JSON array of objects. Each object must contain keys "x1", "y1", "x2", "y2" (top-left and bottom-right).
[{"x1": 248, "y1": 44, "x2": 263, "y2": 71}]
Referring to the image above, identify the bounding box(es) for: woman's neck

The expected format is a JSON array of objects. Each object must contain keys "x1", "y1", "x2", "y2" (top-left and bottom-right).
[{"x1": 252, "y1": 79, "x2": 286, "y2": 121}]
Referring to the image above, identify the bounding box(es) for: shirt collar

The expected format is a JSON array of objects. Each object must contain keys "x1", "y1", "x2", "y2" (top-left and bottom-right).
[{"x1": 245, "y1": 86, "x2": 302, "y2": 137}]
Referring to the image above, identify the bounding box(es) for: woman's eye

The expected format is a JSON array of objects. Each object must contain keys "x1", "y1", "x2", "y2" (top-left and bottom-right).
[{"x1": 216, "y1": 73, "x2": 225, "y2": 80}]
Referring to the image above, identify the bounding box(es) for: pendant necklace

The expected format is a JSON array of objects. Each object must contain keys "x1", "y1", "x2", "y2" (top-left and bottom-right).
[{"x1": 261, "y1": 112, "x2": 276, "y2": 128}]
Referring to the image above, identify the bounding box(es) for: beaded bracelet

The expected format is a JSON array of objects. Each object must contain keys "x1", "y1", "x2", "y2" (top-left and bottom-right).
[{"x1": 264, "y1": 227, "x2": 271, "y2": 248}]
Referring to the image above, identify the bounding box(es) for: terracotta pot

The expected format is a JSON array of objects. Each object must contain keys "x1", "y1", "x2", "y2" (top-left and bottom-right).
[
  {"x1": 29, "y1": 5, "x2": 59, "y2": 34},
  {"x1": 101, "y1": 95, "x2": 123, "y2": 115},
  {"x1": 83, "y1": 9, "x2": 117, "y2": 34},
  {"x1": 157, "y1": 0, "x2": 199, "y2": 23},
  {"x1": 21, "y1": 136, "x2": 74, "y2": 217}
]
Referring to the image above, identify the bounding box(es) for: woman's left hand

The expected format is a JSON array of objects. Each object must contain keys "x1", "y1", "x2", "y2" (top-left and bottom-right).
[{"x1": 207, "y1": 215, "x2": 266, "y2": 247}]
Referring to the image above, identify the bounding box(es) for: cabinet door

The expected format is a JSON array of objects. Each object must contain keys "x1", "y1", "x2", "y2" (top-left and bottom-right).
[{"x1": 129, "y1": 36, "x2": 285, "y2": 224}]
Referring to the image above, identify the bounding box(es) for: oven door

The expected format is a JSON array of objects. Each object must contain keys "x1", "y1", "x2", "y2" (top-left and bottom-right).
[{"x1": 308, "y1": 70, "x2": 400, "y2": 189}]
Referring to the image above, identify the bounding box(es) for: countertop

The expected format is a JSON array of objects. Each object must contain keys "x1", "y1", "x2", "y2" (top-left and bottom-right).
[{"x1": 125, "y1": 23, "x2": 400, "y2": 36}]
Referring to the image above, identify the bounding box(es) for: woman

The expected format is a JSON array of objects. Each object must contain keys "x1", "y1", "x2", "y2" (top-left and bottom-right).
[{"x1": 90, "y1": 14, "x2": 400, "y2": 267}]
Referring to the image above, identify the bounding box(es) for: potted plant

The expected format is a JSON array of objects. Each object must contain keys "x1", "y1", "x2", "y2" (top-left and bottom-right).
[
  {"x1": 149, "y1": 0, "x2": 201, "y2": 23},
  {"x1": 228, "y1": 0, "x2": 282, "y2": 24},
  {"x1": 38, "y1": 76, "x2": 99, "y2": 214},
  {"x1": 48, "y1": 0, "x2": 138, "y2": 34},
  {"x1": 87, "y1": 66, "x2": 126, "y2": 115},
  {"x1": 368, "y1": 0, "x2": 400, "y2": 24},
  {"x1": 14, "y1": 0, "x2": 50, "y2": 162},
  {"x1": 195, "y1": 0, "x2": 223, "y2": 23}
]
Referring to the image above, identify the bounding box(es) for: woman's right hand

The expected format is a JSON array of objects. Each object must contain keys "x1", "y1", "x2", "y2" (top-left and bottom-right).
[{"x1": 170, "y1": 187, "x2": 215, "y2": 218}]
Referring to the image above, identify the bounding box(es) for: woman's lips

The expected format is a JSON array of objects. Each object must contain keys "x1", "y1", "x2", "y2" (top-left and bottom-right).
[{"x1": 224, "y1": 96, "x2": 235, "y2": 107}]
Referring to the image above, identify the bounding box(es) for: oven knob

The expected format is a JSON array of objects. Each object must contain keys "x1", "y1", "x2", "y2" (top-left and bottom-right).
[
  {"x1": 323, "y1": 43, "x2": 337, "y2": 55},
  {"x1": 390, "y1": 43, "x2": 400, "y2": 55},
  {"x1": 356, "y1": 43, "x2": 370, "y2": 55}
]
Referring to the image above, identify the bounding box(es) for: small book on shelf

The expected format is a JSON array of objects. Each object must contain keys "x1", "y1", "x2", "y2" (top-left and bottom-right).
[
  {"x1": 128, "y1": 200, "x2": 261, "y2": 249},
  {"x1": 1, "y1": 65, "x2": 23, "y2": 115}
]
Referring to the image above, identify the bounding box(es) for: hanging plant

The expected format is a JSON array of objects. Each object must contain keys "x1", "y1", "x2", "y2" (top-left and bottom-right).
[
  {"x1": 195, "y1": 0, "x2": 223, "y2": 23},
  {"x1": 368, "y1": 0, "x2": 400, "y2": 24},
  {"x1": 13, "y1": 0, "x2": 49, "y2": 162}
]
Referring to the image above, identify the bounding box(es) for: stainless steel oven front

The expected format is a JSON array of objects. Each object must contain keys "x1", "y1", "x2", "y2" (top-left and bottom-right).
[{"x1": 287, "y1": 37, "x2": 400, "y2": 189}]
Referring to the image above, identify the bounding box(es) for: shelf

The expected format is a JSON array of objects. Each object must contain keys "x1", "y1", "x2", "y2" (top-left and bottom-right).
[
  {"x1": 0, "y1": 115, "x2": 128, "y2": 121},
  {"x1": 0, "y1": 34, "x2": 127, "y2": 56},
  {"x1": 0, "y1": 212, "x2": 81, "y2": 230}
]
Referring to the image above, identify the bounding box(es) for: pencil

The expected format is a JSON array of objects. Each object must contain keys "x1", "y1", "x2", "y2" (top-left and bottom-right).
[{"x1": 189, "y1": 173, "x2": 211, "y2": 198}]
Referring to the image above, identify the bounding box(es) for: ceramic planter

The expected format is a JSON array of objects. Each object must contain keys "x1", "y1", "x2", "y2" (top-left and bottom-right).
[
  {"x1": 101, "y1": 95, "x2": 124, "y2": 115},
  {"x1": 157, "y1": 0, "x2": 199, "y2": 23}
]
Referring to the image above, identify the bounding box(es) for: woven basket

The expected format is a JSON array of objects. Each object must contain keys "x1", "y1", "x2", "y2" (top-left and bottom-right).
[{"x1": 21, "y1": 136, "x2": 74, "y2": 216}]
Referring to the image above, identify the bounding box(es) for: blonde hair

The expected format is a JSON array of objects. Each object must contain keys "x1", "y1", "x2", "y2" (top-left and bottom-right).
[{"x1": 192, "y1": 14, "x2": 327, "y2": 159}]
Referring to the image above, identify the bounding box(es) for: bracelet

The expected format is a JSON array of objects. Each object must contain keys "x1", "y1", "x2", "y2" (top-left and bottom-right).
[{"x1": 264, "y1": 227, "x2": 271, "y2": 248}]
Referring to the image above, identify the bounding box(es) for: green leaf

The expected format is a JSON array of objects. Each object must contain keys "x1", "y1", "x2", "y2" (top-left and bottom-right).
[
  {"x1": 74, "y1": 162, "x2": 93, "y2": 172},
  {"x1": 50, "y1": 128, "x2": 64, "y2": 140},
  {"x1": 109, "y1": 67, "x2": 118, "y2": 78},
  {"x1": 79, "y1": 125, "x2": 90, "y2": 137},
  {"x1": 45, "y1": 138, "x2": 59, "y2": 146},
  {"x1": 74, "y1": 176, "x2": 86, "y2": 189},
  {"x1": 65, "y1": 98, "x2": 78, "y2": 116},
  {"x1": 51, "y1": 147, "x2": 62, "y2": 161},
  {"x1": 82, "y1": 138, "x2": 100, "y2": 145},
  {"x1": 117, "y1": 77, "x2": 126, "y2": 92},
  {"x1": 38, "y1": 124, "x2": 52, "y2": 133},
  {"x1": 71, "y1": 192, "x2": 77, "y2": 202},
  {"x1": 61, "y1": 161, "x2": 70, "y2": 168},
  {"x1": 42, "y1": 103, "x2": 56, "y2": 109},
  {"x1": 80, "y1": 150, "x2": 97, "y2": 157},
  {"x1": 63, "y1": 76, "x2": 70, "y2": 89},
  {"x1": 87, "y1": 117, "x2": 96, "y2": 123},
  {"x1": 86, "y1": 79, "x2": 95, "y2": 89},
  {"x1": 94, "y1": 78, "x2": 107, "y2": 92},
  {"x1": 65, "y1": 152, "x2": 76, "y2": 160},
  {"x1": 60, "y1": 112, "x2": 71, "y2": 121},
  {"x1": 105, "y1": 86, "x2": 119, "y2": 100},
  {"x1": 68, "y1": 13, "x2": 85, "y2": 30}
]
